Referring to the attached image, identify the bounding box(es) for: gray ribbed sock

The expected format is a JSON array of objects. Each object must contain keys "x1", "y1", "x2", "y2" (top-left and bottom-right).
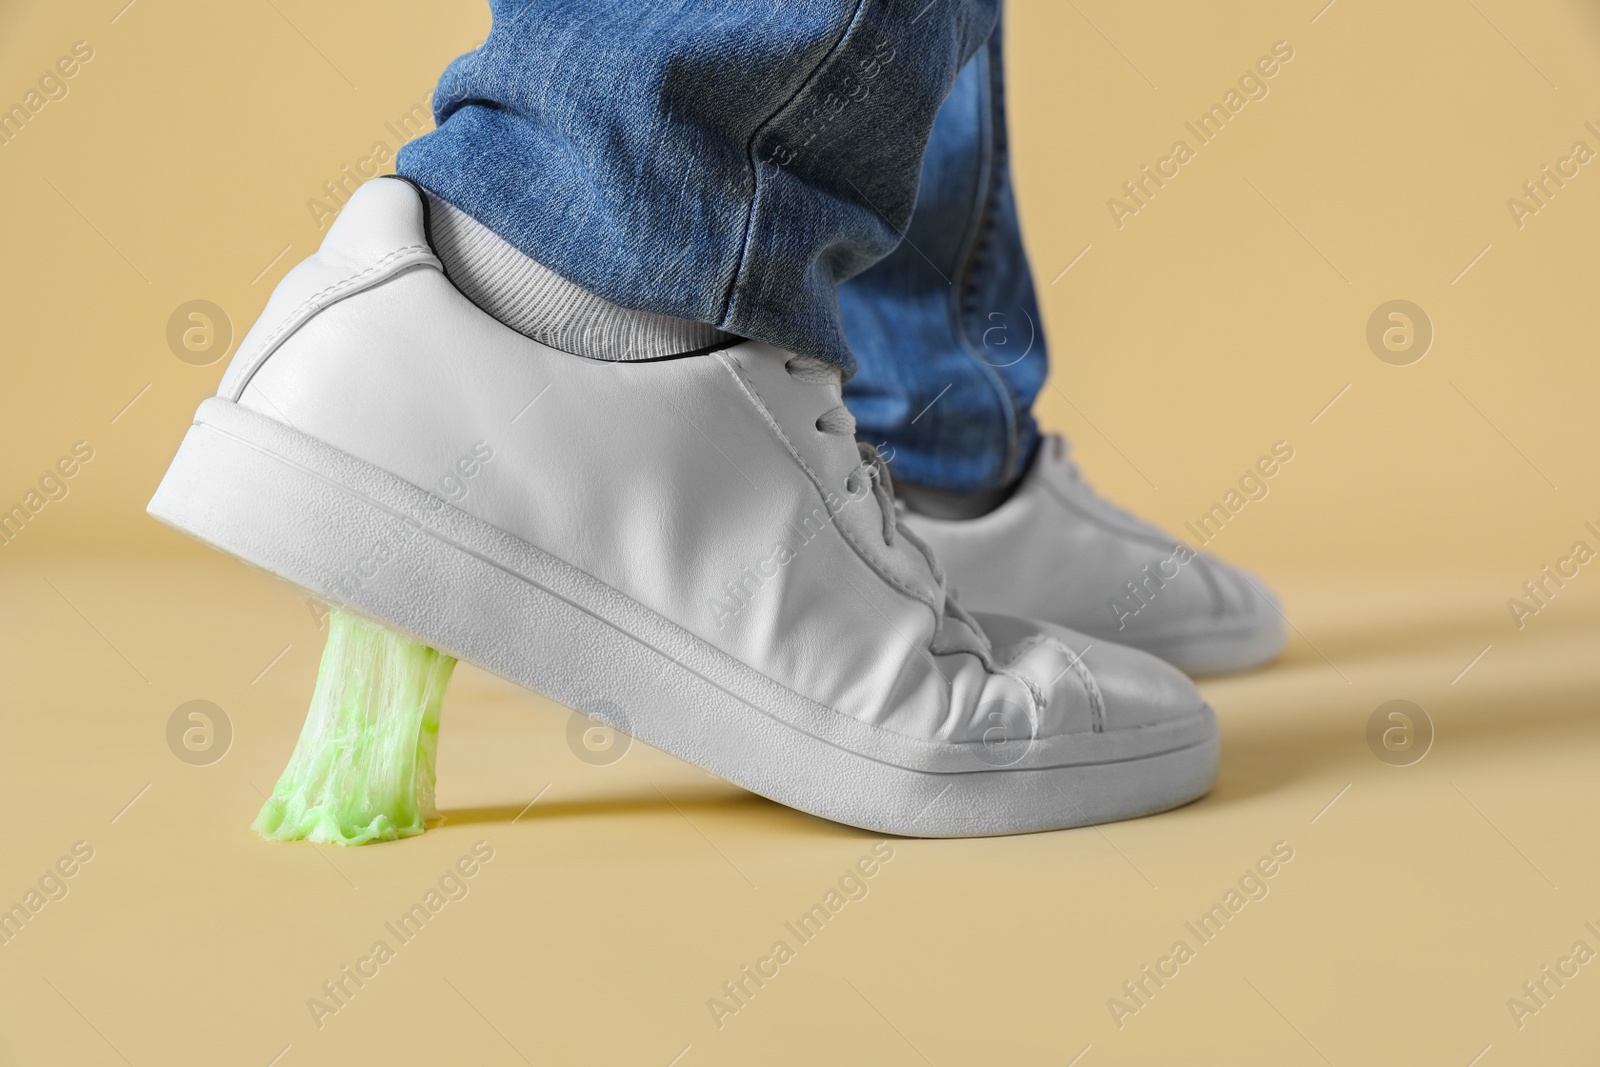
[{"x1": 426, "y1": 195, "x2": 732, "y2": 360}]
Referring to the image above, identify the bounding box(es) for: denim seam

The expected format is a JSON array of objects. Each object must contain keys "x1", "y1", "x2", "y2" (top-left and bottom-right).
[
  {"x1": 717, "y1": 0, "x2": 874, "y2": 332},
  {"x1": 945, "y1": 36, "x2": 1022, "y2": 489}
]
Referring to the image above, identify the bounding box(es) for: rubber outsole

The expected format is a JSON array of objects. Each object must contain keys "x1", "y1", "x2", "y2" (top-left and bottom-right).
[{"x1": 149, "y1": 398, "x2": 1220, "y2": 837}]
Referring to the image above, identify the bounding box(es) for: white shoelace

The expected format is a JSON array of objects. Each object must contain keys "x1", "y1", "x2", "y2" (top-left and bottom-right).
[{"x1": 784, "y1": 356, "x2": 991, "y2": 650}]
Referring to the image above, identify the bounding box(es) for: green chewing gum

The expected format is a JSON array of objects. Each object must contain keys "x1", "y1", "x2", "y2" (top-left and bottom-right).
[{"x1": 254, "y1": 609, "x2": 456, "y2": 846}]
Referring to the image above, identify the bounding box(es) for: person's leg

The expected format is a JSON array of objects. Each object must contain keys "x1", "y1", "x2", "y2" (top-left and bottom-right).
[
  {"x1": 839, "y1": 20, "x2": 1047, "y2": 497},
  {"x1": 839, "y1": 18, "x2": 1285, "y2": 673},
  {"x1": 398, "y1": 0, "x2": 1001, "y2": 370},
  {"x1": 151, "y1": 1, "x2": 1223, "y2": 843}
]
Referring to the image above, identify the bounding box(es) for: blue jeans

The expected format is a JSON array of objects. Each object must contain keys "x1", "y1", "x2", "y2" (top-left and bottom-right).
[{"x1": 399, "y1": 0, "x2": 1045, "y2": 493}]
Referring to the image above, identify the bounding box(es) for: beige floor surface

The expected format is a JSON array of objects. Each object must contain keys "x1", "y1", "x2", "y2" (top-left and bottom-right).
[
  {"x1": 1, "y1": 553, "x2": 1596, "y2": 1065},
  {"x1": 5, "y1": 0, "x2": 1600, "y2": 1062}
]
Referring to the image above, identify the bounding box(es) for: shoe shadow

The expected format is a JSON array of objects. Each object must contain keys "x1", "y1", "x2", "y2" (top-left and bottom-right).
[
  {"x1": 436, "y1": 786, "x2": 869, "y2": 840},
  {"x1": 438, "y1": 788, "x2": 750, "y2": 826},
  {"x1": 1268, "y1": 575, "x2": 1600, "y2": 673},
  {"x1": 1203, "y1": 646, "x2": 1600, "y2": 811}
]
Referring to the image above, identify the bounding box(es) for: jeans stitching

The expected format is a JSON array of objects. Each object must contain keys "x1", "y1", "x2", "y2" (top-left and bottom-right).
[
  {"x1": 945, "y1": 32, "x2": 1023, "y2": 488},
  {"x1": 718, "y1": 0, "x2": 875, "y2": 331}
]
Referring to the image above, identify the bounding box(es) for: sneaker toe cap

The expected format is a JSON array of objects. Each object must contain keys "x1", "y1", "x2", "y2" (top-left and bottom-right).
[{"x1": 973, "y1": 612, "x2": 1208, "y2": 738}]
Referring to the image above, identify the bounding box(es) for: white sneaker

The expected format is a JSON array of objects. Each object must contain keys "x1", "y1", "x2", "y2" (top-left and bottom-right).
[
  {"x1": 902, "y1": 436, "x2": 1287, "y2": 675},
  {"x1": 149, "y1": 177, "x2": 1218, "y2": 836}
]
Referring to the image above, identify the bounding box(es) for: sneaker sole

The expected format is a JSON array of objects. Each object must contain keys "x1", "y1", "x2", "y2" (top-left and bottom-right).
[{"x1": 150, "y1": 398, "x2": 1220, "y2": 837}]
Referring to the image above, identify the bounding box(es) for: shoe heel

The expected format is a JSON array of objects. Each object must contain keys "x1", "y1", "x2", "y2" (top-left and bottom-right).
[{"x1": 253, "y1": 608, "x2": 456, "y2": 846}]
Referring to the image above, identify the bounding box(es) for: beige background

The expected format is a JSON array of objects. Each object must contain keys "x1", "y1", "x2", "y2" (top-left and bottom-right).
[{"x1": 2, "y1": 1, "x2": 1599, "y2": 1064}]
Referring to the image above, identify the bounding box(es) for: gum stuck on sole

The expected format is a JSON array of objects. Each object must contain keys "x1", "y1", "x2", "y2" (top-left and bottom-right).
[{"x1": 253, "y1": 609, "x2": 456, "y2": 846}]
